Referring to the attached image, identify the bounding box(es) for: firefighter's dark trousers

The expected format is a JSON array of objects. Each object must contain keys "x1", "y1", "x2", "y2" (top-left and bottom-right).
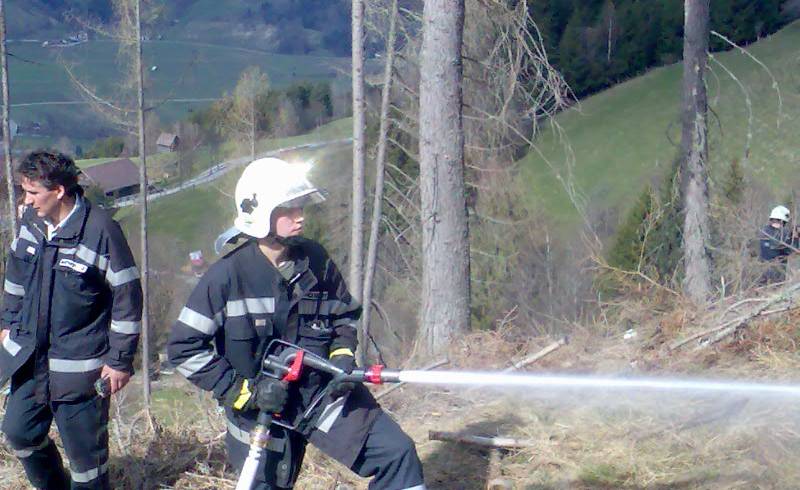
[
  {"x1": 2, "y1": 370, "x2": 110, "y2": 490},
  {"x1": 227, "y1": 410, "x2": 426, "y2": 490}
]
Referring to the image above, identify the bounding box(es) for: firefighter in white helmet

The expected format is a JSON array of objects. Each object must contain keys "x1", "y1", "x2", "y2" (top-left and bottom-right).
[
  {"x1": 759, "y1": 205, "x2": 798, "y2": 284},
  {"x1": 168, "y1": 158, "x2": 426, "y2": 490}
]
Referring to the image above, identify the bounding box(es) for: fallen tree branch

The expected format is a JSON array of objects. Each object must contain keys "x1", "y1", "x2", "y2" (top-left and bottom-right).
[
  {"x1": 502, "y1": 337, "x2": 567, "y2": 372},
  {"x1": 429, "y1": 431, "x2": 536, "y2": 448},
  {"x1": 715, "y1": 297, "x2": 769, "y2": 320},
  {"x1": 703, "y1": 304, "x2": 798, "y2": 347},
  {"x1": 670, "y1": 316, "x2": 746, "y2": 350},
  {"x1": 670, "y1": 282, "x2": 800, "y2": 350},
  {"x1": 375, "y1": 358, "x2": 449, "y2": 400}
]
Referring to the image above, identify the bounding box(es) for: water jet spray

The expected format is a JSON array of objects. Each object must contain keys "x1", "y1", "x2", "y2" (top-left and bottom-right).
[{"x1": 235, "y1": 339, "x2": 800, "y2": 489}]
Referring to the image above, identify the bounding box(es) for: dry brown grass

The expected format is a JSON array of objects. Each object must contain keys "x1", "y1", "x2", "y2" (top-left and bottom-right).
[{"x1": 2, "y1": 296, "x2": 800, "y2": 489}]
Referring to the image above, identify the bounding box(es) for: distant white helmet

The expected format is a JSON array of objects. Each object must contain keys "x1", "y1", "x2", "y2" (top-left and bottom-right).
[
  {"x1": 769, "y1": 205, "x2": 790, "y2": 223},
  {"x1": 233, "y1": 157, "x2": 325, "y2": 239}
]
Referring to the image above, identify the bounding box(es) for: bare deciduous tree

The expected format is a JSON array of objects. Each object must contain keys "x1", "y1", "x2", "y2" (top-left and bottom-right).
[
  {"x1": 63, "y1": 0, "x2": 155, "y2": 415},
  {"x1": 680, "y1": 0, "x2": 712, "y2": 303},
  {"x1": 601, "y1": 0, "x2": 617, "y2": 63},
  {"x1": 359, "y1": 0, "x2": 573, "y2": 349},
  {"x1": 351, "y1": 0, "x2": 366, "y2": 356},
  {"x1": 361, "y1": 0, "x2": 398, "y2": 365},
  {"x1": 418, "y1": 0, "x2": 470, "y2": 355},
  {"x1": 132, "y1": 0, "x2": 152, "y2": 410},
  {"x1": 228, "y1": 66, "x2": 269, "y2": 161}
]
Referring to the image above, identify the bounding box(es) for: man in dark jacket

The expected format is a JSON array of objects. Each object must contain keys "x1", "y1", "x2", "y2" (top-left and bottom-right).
[
  {"x1": 167, "y1": 158, "x2": 425, "y2": 490},
  {"x1": 759, "y1": 205, "x2": 798, "y2": 284},
  {"x1": 0, "y1": 151, "x2": 142, "y2": 489}
]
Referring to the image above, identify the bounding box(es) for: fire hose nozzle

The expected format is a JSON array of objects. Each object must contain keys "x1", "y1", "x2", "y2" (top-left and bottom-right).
[{"x1": 351, "y1": 365, "x2": 401, "y2": 384}]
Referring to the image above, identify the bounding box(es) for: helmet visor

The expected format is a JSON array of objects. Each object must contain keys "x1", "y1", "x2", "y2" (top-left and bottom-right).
[{"x1": 279, "y1": 189, "x2": 327, "y2": 209}]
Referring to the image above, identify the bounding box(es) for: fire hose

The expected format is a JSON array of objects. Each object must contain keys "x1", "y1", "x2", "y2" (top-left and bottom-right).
[{"x1": 235, "y1": 340, "x2": 401, "y2": 490}]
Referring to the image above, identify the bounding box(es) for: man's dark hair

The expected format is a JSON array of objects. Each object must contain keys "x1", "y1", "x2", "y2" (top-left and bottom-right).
[{"x1": 17, "y1": 150, "x2": 82, "y2": 197}]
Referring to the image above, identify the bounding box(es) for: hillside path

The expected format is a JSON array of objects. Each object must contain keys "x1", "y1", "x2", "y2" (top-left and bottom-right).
[{"x1": 112, "y1": 138, "x2": 353, "y2": 208}]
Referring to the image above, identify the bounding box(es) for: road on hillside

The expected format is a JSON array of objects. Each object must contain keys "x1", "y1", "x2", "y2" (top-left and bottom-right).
[
  {"x1": 10, "y1": 98, "x2": 221, "y2": 107},
  {"x1": 112, "y1": 138, "x2": 352, "y2": 208}
]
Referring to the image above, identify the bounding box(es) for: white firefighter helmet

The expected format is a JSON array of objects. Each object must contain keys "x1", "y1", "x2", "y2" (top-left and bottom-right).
[
  {"x1": 233, "y1": 157, "x2": 325, "y2": 239},
  {"x1": 769, "y1": 205, "x2": 790, "y2": 223}
]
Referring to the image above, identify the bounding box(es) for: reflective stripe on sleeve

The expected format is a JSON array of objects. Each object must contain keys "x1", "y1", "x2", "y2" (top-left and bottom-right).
[
  {"x1": 2, "y1": 334, "x2": 22, "y2": 356},
  {"x1": 74, "y1": 244, "x2": 109, "y2": 272},
  {"x1": 18, "y1": 225, "x2": 37, "y2": 244},
  {"x1": 111, "y1": 320, "x2": 142, "y2": 335},
  {"x1": 3, "y1": 279, "x2": 25, "y2": 296},
  {"x1": 48, "y1": 357, "x2": 104, "y2": 373},
  {"x1": 175, "y1": 351, "x2": 215, "y2": 378},
  {"x1": 106, "y1": 266, "x2": 140, "y2": 287},
  {"x1": 225, "y1": 297, "x2": 275, "y2": 317},
  {"x1": 178, "y1": 307, "x2": 220, "y2": 335},
  {"x1": 315, "y1": 397, "x2": 345, "y2": 433}
]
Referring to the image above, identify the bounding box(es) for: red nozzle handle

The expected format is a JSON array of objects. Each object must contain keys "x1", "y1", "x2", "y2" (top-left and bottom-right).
[
  {"x1": 283, "y1": 350, "x2": 305, "y2": 382},
  {"x1": 365, "y1": 364, "x2": 385, "y2": 384}
]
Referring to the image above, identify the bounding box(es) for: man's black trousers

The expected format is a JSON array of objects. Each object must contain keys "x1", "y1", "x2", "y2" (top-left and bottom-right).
[{"x1": 2, "y1": 367, "x2": 110, "y2": 489}]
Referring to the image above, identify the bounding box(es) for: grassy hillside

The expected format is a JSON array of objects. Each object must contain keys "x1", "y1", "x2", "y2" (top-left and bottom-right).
[
  {"x1": 521, "y1": 21, "x2": 800, "y2": 226},
  {"x1": 4, "y1": 2, "x2": 68, "y2": 39},
  {"x1": 6, "y1": 40, "x2": 348, "y2": 140},
  {"x1": 7, "y1": 0, "x2": 352, "y2": 56}
]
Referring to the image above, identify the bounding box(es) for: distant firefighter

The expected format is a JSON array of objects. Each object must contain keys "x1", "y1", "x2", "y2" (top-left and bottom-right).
[{"x1": 759, "y1": 205, "x2": 798, "y2": 284}]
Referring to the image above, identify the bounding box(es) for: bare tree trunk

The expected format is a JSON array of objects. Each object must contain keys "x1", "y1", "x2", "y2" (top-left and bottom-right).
[
  {"x1": 418, "y1": 0, "x2": 470, "y2": 356},
  {"x1": 361, "y1": 0, "x2": 398, "y2": 366},
  {"x1": 351, "y1": 0, "x2": 366, "y2": 356},
  {"x1": 134, "y1": 0, "x2": 152, "y2": 412},
  {"x1": 0, "y1": 0, "x2": 15, "y2": 232},
  {"x1": 680, "y1": 0, "x2": 712, "y2": 304},
  {"x1": 176, "y1": 123, "x2": 183, "y2": 182},
  {"x1": 250, "y1": 96, "x2": 256, "y2": 161}
]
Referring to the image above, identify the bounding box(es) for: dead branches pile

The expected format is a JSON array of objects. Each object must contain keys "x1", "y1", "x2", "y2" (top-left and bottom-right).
[{"x1": 670, "y1": 281, "x2": 800, "y2": 351}]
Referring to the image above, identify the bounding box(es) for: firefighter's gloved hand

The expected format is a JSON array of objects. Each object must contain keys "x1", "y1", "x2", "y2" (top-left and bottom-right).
[
  {"x1": 328, "y1": 349, "x2": 357, "y2": 399},
  {"x1": 226, "y1": 377, "x2": 289, "y2": 413}
]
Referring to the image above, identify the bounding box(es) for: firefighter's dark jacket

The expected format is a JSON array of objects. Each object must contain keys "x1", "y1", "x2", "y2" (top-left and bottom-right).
[
  {"x1": 167, "y1": 238, "x2": 362, "y2": 430},
  {"x1": 760, "y1": 225, "x2": 797, "y2": 262},
  {"x1": 0, "y1": 197, "x2": 143, "y2": 401}
]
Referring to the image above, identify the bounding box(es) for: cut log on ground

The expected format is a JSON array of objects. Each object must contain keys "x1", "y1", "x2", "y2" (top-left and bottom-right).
[
  {"x1": 429, "y1": 431, "x2": 536, "y2": 448},
  {"x1": 503, "y1": 337, "x2": 568, "y2": 372}
]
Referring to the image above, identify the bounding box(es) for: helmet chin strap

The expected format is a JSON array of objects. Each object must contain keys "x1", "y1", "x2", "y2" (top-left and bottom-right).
[
  {"x1": 265, "y1": 234, "x2": 287, "y2": 247},
  {"x1": 265, "y1": 233, "x2": 301, "y2": 247}
]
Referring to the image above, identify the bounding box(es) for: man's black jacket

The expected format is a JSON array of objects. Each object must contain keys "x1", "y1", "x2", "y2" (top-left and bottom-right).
[{"x1": 0, "y1": 197, "x2": 142, "y2": 401}]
